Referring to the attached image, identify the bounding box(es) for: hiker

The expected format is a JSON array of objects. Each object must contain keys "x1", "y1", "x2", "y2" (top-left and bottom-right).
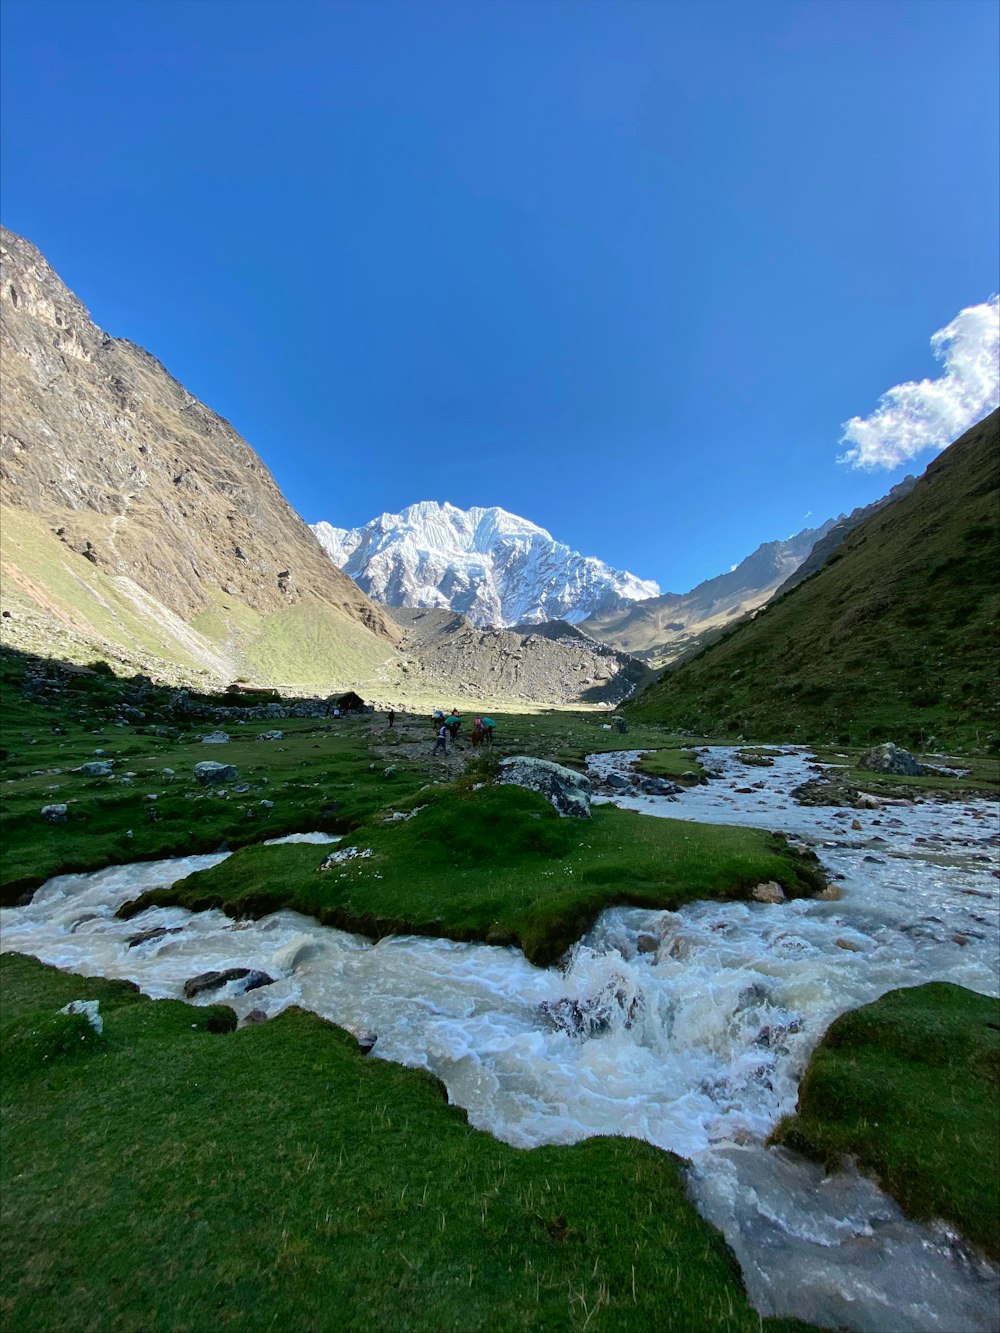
[
  {"x1": 471, "y1": 718, "x2": 484, "y2": 749},
  {"x1": 614, "y1": 716, "x2": 627, "y2": 735},
  {"x1": 481, "y1": 716, "x2": 495, "y2": 746},
  {"x1": 387, "y1": 709, "x2": 395, "y2": 728},
  {"x1": 432, "y1": 722, "x2": 449, "y2": 757}
]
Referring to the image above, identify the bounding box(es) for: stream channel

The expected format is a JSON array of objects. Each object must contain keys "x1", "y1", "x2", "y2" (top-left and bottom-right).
[{"x1": 2, "y1": 746, "x2": 998, "y2": 1331}]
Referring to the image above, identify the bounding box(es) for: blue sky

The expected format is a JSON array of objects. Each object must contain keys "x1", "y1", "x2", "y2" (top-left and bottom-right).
[{"x1": 2, "y1": 0, "x2": 998, "y2": 593}]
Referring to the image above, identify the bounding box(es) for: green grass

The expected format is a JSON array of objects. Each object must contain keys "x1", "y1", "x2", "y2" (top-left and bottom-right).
[
  {"x1": 627, "y1": 412, "x2": 1000, "y2": 751},
  {"x1": 120, "y1": 783, "x2": 827, "y2": 967},
  {"x1": 0, "y1": 953, "x2": 816, "y2": 1333},
  {"x1": 771, "y1": 983, "x2": 1000, "y2": 1259},
  {"x1": 0, "y1": 648, "x2": 428, "y2": 901}
]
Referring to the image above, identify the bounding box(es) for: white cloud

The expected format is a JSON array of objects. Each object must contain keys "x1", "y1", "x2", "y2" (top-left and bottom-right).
[{"x1": 839, "y1": 295, "x2": 999, "y2": 470}]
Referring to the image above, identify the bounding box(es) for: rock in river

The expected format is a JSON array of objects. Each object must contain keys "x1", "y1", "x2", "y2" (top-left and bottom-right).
[{"x1": 499, "y1": 756, "x2": 592, "y2": 819}]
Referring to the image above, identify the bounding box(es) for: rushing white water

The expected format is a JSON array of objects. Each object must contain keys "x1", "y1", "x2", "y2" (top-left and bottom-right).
[{"x1": 2, "y1": 746, "x2": 998, "y2": 1331}]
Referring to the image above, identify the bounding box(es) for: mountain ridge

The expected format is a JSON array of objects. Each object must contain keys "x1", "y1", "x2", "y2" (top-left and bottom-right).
[{"x1": 313, "y1": 500, "x2": 659, "y2": 627}]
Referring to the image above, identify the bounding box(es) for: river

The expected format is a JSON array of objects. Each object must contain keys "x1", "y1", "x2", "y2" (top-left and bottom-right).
[{"x1": 2, "y1": 746, "x2": 998, "y2": 1331}]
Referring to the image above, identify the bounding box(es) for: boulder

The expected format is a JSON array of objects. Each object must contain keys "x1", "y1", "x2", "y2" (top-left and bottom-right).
[
  {"x1": 58, "y1": 999, "x2": 102, "y2": 1035},
  {"x1": 201, "y1": 731, "x2": 231, "y2": 744},
  {"x1": 857, "y1": 742, "x2": 923, "y2": 777},
  {"x1": 243, "y1": 970, "x2": 276, "y2": 993},
  {"x1": 41, "y1": 804, "x2": 68, "y2": 822},
  {"x1": 183, "y1": 968, "x2": 251, "y2": 998},
  {"x1": 74, "y1": 760, "x2": 114, "y2": 777},
  {"x1": 356, "y1": 1031, "x2": 378, "y2": 1054},
  {"x1": 499, "y1": 756, "x2": 592, "y2": 819},
  {"x1": 751, "y1": 881, "x2": 786, "y2": 904},
  {"x1": 194, "y1": 761, "x2": 240, "y2": 784},
  {"x1": 243, "y1": 1008, "x2": 268, "y2": 1026},
  {"x1": 603, "y1": 772, "x2": 634, "y2": 790},
  {"x1": 638, "y1": 777, "x2": 681, "y2": 796},
  {"x1": 257, "y1": 730, "x2": 284, "y2": 741}
]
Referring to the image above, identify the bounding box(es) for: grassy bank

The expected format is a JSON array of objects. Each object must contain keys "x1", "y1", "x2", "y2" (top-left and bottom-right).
[
  {"x1": 0, "y1": 953, "x2": 816, "y2": 1333},
  {"x1": 120, "y1": 782, "x2": 827, "y2": 967},
  {"x1": 771, "y1": 983, "x2": 1000, "y2": 1260}
]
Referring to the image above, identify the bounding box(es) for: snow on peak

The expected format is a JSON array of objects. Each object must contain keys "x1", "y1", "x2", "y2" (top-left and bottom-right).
[{"x1": 312, "y1": 500, "x2": 659, "y2": 626}]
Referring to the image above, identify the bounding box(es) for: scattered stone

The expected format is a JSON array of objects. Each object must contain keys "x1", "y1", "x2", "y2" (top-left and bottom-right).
[
  {"x1": 603, "y1": 772, "x2": 634, "y2": 790},
  {"x1": 201, "y1": 731, "x2": 231, "y2": 744},
  {"x1": 127, "y1": 925, "x2": 183, "y2": 949},
  {"x1": 751, "y1": 881, "x2": 786, "y2": 904},
  {"x1": 817, "y1": 884, "x2": 843, "y2": 900},
  {"x1": 851, "y1": 819, "x2": 863, "y2": 831},
  {"x1": 857, "y1": 793, "x2": 881, "y2": 809},
  {"x1": 58, "y1": 999, "x2": 102, "y2": 1034},
  {"x1": 356, "y1": 1031, "x2": 378, "y2": 1054},
  {"x1": 243, "y1": 1008, "x2": 268, "y2": 1026},
  {"x1": 74, "y1": 760, "x2": 114, "y2": 777},
  {"x1": 635, "y1": 932, "x2": 659, "y2": 954},
  {"x1": 499, "y1": 756, "x2": 592, "y2": 819},
  {"x1": 182, "y1": 968, "x2": 251, "y2": 998},
  {"x1": 257, "y1": 730, "x2": 284, "y2": 741},
  {"x1": 862, "y1": 855, "x2": 885, "y2": 864},
  {"x1": 260, "y1": 799, "x2": 274, "y2": 808},
  {"x1": 835, "y1": 937, "x2": 864, "y2": 952},
  {"x1": 40, "y1": 803, "x2": 68, "y2": 822},
  {"x1": 638, "y1": 777, "x2": 681, "y2": 796},
  {"x1": 858, "y1": 742, "x2": 924, "y2": 777},
  {"x1": 792, "y1": 778, "x2": 866, "y2": 808},
  {"x1": 69, "y1": 913, "x2": 103, "y2": 933},
  {"x1": 194, "y1": 761, "x2": 240, "y2": 784}
]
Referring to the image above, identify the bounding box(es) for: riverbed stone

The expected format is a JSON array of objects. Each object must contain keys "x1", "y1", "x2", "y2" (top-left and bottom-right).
[
  {"x1": 183, "y1": 968, "x2": 251, "y2": 998},
  {"x1": 242, "y1": 970, "x2": 276, "y2": 993},
  {"x1": 751, "y1": 881, "x2": 786, "y2": 904},
  {"x1": 638, "y1": 777, "x2": 681, "y2": 796},
  {"x1": 499, "y1": 756, "x2": 592, "y2": 819}
]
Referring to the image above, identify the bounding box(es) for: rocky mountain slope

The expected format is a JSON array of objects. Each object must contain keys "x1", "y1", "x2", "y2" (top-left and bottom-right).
[
  {"x1": 580, "y1": 523, "x2": 835, "y2": 663},
  {"x1": 377, "y1": 608, "x2": 652, "y2": 707},
  {"x1": 0, "y1": 227, "x2": 400, "y2": 689},
  {"x1": 627, "y1": 410, "x2": 1000, "y2": 749},
  {"x1": 313, "y1": 501, "x2": 659, "y2": 626}
]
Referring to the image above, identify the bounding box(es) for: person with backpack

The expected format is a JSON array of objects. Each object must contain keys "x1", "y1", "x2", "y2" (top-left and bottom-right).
[
  {"x1": 432, "y1": 722, "x2": 449, "y2": 757},
  {"x1": 471, "y1": 718, "x2": 484, "y2": 749}
]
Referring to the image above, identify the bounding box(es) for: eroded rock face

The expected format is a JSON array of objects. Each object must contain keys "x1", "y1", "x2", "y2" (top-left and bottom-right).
[
  {"x1": 499, "y1": 756, "x2": 592, "y2": 818},
  {"x1": 858, "y1": 743, "x2": 924, "y2": 777},
  {"x1": 0, "y1": 225, "x2": 400, "y2": 683}
]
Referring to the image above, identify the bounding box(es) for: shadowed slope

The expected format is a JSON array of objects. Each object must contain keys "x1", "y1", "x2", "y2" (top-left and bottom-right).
[{"x1": 627, "y1": 411, "x2": 1000, "y2": 749}]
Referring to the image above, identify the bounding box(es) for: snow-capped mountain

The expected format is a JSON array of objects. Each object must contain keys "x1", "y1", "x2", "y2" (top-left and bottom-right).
[{"x1": 312, "y1": 501, "x2": 660, "y2": 627}]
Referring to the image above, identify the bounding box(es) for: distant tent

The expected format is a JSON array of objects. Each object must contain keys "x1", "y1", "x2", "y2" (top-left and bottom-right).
[{"x1": 328, "y1": 691, "x2": 366, "y2": 715}]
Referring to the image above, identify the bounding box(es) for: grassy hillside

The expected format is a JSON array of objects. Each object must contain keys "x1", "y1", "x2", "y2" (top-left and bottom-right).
[{"x1": 627, "y1": 411, "x2": 1000, "y2": 750}]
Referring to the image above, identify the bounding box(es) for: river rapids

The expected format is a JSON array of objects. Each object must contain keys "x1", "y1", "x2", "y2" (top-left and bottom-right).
[{"x1": 2, "y1": 746, "x2": 998, "y2": 1331}]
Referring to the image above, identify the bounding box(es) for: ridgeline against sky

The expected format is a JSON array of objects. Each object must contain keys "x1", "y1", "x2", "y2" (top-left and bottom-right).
[{"x1": 1, "y1": 0, "x2": 997, "y2": 592}]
